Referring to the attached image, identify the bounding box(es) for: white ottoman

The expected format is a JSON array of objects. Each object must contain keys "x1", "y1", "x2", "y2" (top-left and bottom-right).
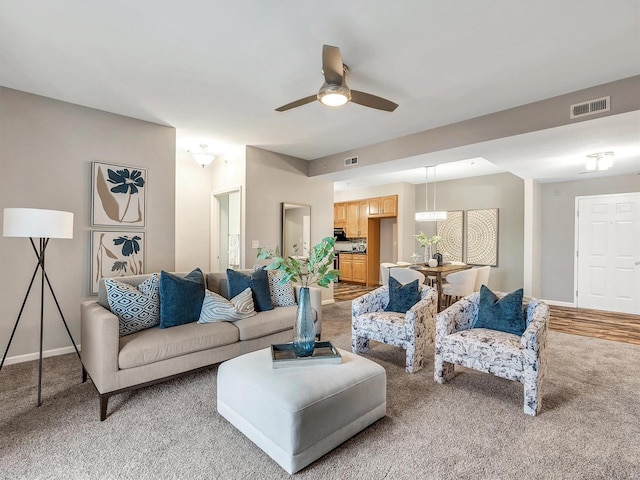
[{"x1": 217, "y1": 347, "x2": 386, "y2": 474}]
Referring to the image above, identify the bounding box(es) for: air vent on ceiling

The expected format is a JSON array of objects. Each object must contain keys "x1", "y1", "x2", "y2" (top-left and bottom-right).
[
  {"x1": 570, "y1": 96, "x2": 610, "y2": 119},
  {"x1": 344, "y1": 156, "x2": 358, "y2": 166}
]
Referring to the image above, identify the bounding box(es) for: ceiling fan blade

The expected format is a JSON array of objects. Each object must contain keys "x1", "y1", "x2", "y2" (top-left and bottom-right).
[
  {"x1": 350, "y1": 90, "x2": 398, "y2": 112},
  {"x1": 275, "y1": 95, "x2": 317, "y2": 112},
  {"x1": 322, "y1": 44, "x2": 343, "y2": 85}
]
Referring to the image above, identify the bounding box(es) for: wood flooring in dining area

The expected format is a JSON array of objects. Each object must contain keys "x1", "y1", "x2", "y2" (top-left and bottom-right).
[{"x1": 333, "y1": 282, "x2": 640, "y2": 346}]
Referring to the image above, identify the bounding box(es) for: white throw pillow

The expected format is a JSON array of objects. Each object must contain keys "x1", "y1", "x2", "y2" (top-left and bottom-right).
[
  {"x1": 198, "y1": 287, "x2": 256, "y2": 323},
  {"x1": 267, "y1": 270, "x2": 297, "y2": 307},
  {"x1": 105, "y1": 274, "x2": 160, "y2": 337}
]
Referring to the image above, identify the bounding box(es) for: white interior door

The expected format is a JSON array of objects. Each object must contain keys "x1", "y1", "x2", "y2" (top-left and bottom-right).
[{"x1": 576, "y1": 193, "x2": 640, "y2": 314}]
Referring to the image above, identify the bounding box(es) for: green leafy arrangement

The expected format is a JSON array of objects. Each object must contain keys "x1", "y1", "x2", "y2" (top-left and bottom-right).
[
  {"x1": 414, "y1": 232, "x2": 440, "y2": 247},
  {"x1": 257, "y1": 236, "x2": 340, "y2": 288}
]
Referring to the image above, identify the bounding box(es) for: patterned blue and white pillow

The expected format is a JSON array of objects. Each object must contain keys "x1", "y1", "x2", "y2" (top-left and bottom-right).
[
  {"x1": 198, "y1": 287, "x2": 256, "y2": 323},
  {"x1": 267, "y1": 269, "x2": 296, "y2": 307},
  {"x1": 105, "y1": 274, "x2": 160, "y2": 337}
]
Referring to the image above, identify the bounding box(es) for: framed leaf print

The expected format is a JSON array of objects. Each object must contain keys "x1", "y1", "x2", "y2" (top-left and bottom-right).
[
  {"x1": 92, "y1": 161, "x2": 146, "y2": 227},
  {"x1": 91, "y1": 231, "x2": 145, "y2": 294}
]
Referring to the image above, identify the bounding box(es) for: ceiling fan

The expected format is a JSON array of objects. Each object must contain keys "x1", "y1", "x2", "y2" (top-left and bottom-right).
[{"x1": 275, "y1": 45, "x2": 399, "y2": 113}]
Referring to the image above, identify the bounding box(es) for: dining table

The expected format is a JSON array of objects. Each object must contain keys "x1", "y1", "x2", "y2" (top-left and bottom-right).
[{"x1": 414, "y1": 263, "x2": 472, "y2": 312}]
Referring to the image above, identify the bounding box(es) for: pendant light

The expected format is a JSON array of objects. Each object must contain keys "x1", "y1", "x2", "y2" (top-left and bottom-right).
[
  {"x1": 190, "y1": 144, "x2": 215, "y2": 168},
  {"x1": 415, "y1": 166, "x2": 447, "y2": 221}
]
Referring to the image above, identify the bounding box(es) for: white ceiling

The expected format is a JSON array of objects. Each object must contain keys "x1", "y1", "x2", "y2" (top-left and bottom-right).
[{"x1": 1, "y1": 0, "x2": 639, "y2": 185}]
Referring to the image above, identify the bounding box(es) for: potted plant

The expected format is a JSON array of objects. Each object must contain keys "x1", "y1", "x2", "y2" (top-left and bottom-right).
[
  {"x1": 413, "y1": 232, "x2": 441, "y2": 265},
  {"x1": 257, "y1": 236, "x2": 339, "y2": 357}
]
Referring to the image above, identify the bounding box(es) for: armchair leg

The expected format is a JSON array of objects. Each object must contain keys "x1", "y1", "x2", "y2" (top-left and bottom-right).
[
  {"x1": 523, "y1": 379, "x2": 542, "y2": 416},
  {"x1": 352, "y1": 335, "x2": 369, "y2": 354},
  {"x1": 434, "y1": 355, "x2": 455, "y2": 383},
  {"x1": 406, "y1": 340, "x2": 425, "y2": 373}
]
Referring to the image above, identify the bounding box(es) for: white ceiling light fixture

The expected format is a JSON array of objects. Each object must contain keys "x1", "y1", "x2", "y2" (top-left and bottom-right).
[
  {"x1": 190, "y1": 144, "x2": 215, "y2": 168},
  {"x1": 415, "y1": 166, "x2": 447, "y2": 222},
  {"x1": 585, "y1": 151, "x2": 614, "y2": 171}
]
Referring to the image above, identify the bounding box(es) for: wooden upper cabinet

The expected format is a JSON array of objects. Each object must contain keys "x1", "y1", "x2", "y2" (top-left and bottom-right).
[
  {"x1": 358, "y1": 201, "x2": 368, "y2": 237},
  {"x1": 345, "y1": 202, "x2": 359, "y2": 237},
  {"x1": 334, "y1": 202, "x2": 347, "y2": 224},
  {"x1": 380, "y1": 195, "x2": 398, "y2": 217},
  {"x1": 366, "y1": 195, "x2": 397, "y2": 218}
]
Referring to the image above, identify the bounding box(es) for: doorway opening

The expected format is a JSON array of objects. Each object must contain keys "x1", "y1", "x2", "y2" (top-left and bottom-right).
[{"x1": 211, "y1": 187, "x2": 242, "y2": 273}]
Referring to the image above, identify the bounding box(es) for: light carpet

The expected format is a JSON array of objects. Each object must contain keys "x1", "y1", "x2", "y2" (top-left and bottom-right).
[{"x1": 1, "y1": 301, "x2": 639, "y2": 479}]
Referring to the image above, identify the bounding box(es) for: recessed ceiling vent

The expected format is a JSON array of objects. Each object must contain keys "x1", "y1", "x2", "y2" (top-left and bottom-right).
[
  {"x1": 344, "y1": 156, "x2": 358, "y2": 166},
  {"x1": 570, "y1": 96, "x2": 610, "y2": 119}
]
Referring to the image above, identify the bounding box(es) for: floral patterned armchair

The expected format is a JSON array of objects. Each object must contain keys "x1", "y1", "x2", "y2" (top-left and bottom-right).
[
  {"x1": 352, "y1": 285, "x2": 438, "y2": 373},
  {"x1": 434, "y1": 292, "x2": 550, "y2": 416}
]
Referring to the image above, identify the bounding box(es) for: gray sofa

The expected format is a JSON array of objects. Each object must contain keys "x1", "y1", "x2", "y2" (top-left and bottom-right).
[{"x1": 81, "y1": 271, "x2": 322, "y2": 420}]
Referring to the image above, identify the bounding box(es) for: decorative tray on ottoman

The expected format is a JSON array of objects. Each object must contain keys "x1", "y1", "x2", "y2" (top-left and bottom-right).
[{"x1": 271, "y1": 341, "x2": 342, "y2": 368}]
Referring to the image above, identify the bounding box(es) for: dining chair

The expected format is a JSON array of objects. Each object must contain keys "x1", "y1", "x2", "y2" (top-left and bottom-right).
[
  {"x1": 473, "y1": 266, "x2": 491, "y2": 292},
  {"x1": 442, "y1": 268, "x2": 477, "y2": 308},
  {"x1": 395, "y1": 261, "x2": 412, "y2": 267},
  {"x1": 390, "y1": 267, "x2": 426, "y2": 285},
  {"x1": 380, "y1": 262, "x2": 398, "y2": 286}
]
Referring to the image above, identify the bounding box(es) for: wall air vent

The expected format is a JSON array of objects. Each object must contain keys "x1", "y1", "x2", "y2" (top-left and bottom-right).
[
  {"x1": 570, "y1": 96, "x2": 610, "y2": 119},
  {"x1": 344, "y1": 156, "x2": 358, "y2": 166}
]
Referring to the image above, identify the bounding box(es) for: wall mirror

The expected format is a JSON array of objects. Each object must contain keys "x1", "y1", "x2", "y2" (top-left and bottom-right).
[{"x1": 281, "y1": 203, "x2": 311, "y2": 258}]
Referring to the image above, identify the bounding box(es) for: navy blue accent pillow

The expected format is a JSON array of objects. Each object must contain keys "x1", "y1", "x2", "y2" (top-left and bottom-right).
[
  {"x1": 474, "y1": 285, "x2": 525, "y2": 336},
  {"x1": 384, "y1": 276, "x2": 420, "y2": 313},
  {"x1": 226, "y1": 268, "x2": 273, "y2": 312},
  {"x1": 159, "y1": 268, "x2": 205, "y2": 328}
]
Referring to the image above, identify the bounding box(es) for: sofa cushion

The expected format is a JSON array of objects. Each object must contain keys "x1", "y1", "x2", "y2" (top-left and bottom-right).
[
  {"x1": 105, "y1": 273, "x2": 160, "y2": 337},
  {"x1": 159, "y1": 268, "x2": 205, "y2": 328},
  {"x1": 198, "y1": 288, "x2": 256, "y2": 323},
  {"x1": 227, "y1": 268, "x2": 273, "y2": 312},
  {"x1": 474, "y1": 286, "x2": 525, "y2": 336},
  {"x1": 267, "y1": 270, "x2": 297, "y2": 307},
  {"x1": 118, "y1": 321, "x2": 240, "y2": 369},
  {"x1": 232, "y1": 305, "x2": 315, "y2": 341}
]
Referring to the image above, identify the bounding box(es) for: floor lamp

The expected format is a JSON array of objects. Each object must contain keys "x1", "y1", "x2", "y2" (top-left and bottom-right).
[{"x1": 1, "y1": 208, "x2": 84, "y2": 406}]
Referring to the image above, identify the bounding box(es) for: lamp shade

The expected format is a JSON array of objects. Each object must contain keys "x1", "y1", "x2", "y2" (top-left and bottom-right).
[{"x1": 3, "y1": 208, "x2": 73, "y2": 239}]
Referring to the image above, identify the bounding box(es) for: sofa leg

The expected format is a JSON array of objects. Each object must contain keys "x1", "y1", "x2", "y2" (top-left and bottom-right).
[
  {"x1": 352, "y1": 335, "x2": 369, "y2": 354},
  {"x1": 100, "y1": 393, "x2": 109, "y2": 421},
  {"x1": 523, "y1": 379, "x2": 542, "y2": 416},
  {"x1": 434, "y1": 355, "x2": 455, "y2": 383}
]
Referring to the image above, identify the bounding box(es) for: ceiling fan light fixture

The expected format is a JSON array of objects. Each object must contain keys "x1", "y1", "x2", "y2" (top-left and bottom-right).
[{"x1": 318, "y1": 83, "x2": 351, "y2": 107}]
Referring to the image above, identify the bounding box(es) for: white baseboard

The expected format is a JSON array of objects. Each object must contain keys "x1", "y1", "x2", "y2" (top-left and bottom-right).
[
  {"x1": 542, "y1": 299, "x2": 575, "y2": 308},
  {"x1": 322, "y1": 299, "x2": 336, "y2": 306},
  {"x1": 3, "y1": 344, "x2": 81, "y2": 366}
]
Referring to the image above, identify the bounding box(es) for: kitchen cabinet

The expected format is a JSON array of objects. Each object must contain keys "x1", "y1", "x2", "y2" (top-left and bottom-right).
[
  {"x1": 352, "y1": 254, "x2": 367, "y2": 283},
  {"x1": 334, "y1": 202, "x2": 347, "y2": 225},
  {"x1": 358, "y1": 201, "x2": 368, "y2": 237},
  {"x1": 338, "y1": 253, "x2": 366, "y2": 284},
  {"x1": 368, "y1": 195, "x2": 398, "y2": 218},
  {"x1": 345, "y1": 202, "x2": 359, "y2": 238}
]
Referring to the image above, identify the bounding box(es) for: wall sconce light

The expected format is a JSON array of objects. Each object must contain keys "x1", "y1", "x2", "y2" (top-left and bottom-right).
[
  {"x1": 190, "y1": 144, "x2": 215, "y2": 168},
  {"x1": 586, "y1": 152, "x2": 614, "y2": 171}
]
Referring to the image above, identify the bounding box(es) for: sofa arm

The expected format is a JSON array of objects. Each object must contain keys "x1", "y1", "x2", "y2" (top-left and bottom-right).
[
  {"x1": 520, "y1": 301, "x2": 550, "y2": 353},
  {"x1": 81, "y1": 301, "x2": 120, "y2": 394},
  {"x1": 405, "y1": 285, "x2": 438, "y2": 337},
  {"x1": 294, "y1": 285, "x2": 323, "y2": 336}
]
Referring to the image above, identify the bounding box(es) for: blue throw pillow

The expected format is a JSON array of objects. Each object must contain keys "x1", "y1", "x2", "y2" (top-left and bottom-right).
[
  {"x1": 226, "y1": 268, "x2": 273, "y2": 312},
  {"x1": 473, "y1": 285, "x2": 525, "y2": 336},
  {"x1": 384, "y1": 276, "x2": 420, "y2": 313},
  {"x1": 159, "y1": 268, "x2": 205, "y2": 328}
]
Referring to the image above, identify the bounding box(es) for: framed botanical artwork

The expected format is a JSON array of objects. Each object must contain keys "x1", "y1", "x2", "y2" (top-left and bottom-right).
[
  {"x1": 92, "y1": 161, "x2": 146, "y2": 227},
  {"x1": 436, "y1": 210, "x2": 464, "y2": 262},
  {"x1": 91, "y1": 231, "x2": 145, "y2": 294},
  {"x1": 466, "y1": 208, "x2": 499, "y2": 266}
]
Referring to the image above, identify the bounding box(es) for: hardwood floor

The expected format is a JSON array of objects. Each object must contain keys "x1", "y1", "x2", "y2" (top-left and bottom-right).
[{"x1": 333, "y1": 282, "x2": 640, "y2": 346}]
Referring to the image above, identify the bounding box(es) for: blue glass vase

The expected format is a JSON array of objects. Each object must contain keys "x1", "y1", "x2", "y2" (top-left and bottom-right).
[{"x1": 294, "y1": 287, "x2": 315, "y2": 357}]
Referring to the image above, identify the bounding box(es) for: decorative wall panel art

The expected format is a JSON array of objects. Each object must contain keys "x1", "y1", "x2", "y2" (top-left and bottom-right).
[
  {"x1": 436, "y1": 210, "x2": 464, "y2": 262},
  {"x1": 92, "y1": 161, "x2": 146, "y2": 227},
  {"x1": 91, "y1": 231, "x2": 145, "y2": 294},
  {"x1": 466, "y1": 209, "x2": 498, "y2": 266}
]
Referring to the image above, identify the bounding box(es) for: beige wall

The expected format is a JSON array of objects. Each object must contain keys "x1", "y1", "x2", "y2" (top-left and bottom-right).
[
  {"x1": 540, "y1": 174, "x2": 640, "y2": 302},
  {"x1": 0, "y1": 87, "x2": 176, "y2": 362},
  {"x1": 414, "y1": 173, "x2": 525, "y2": 292},
  {"x1": 245, "y1": 146, "x2": 335, "y2": 301}
]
